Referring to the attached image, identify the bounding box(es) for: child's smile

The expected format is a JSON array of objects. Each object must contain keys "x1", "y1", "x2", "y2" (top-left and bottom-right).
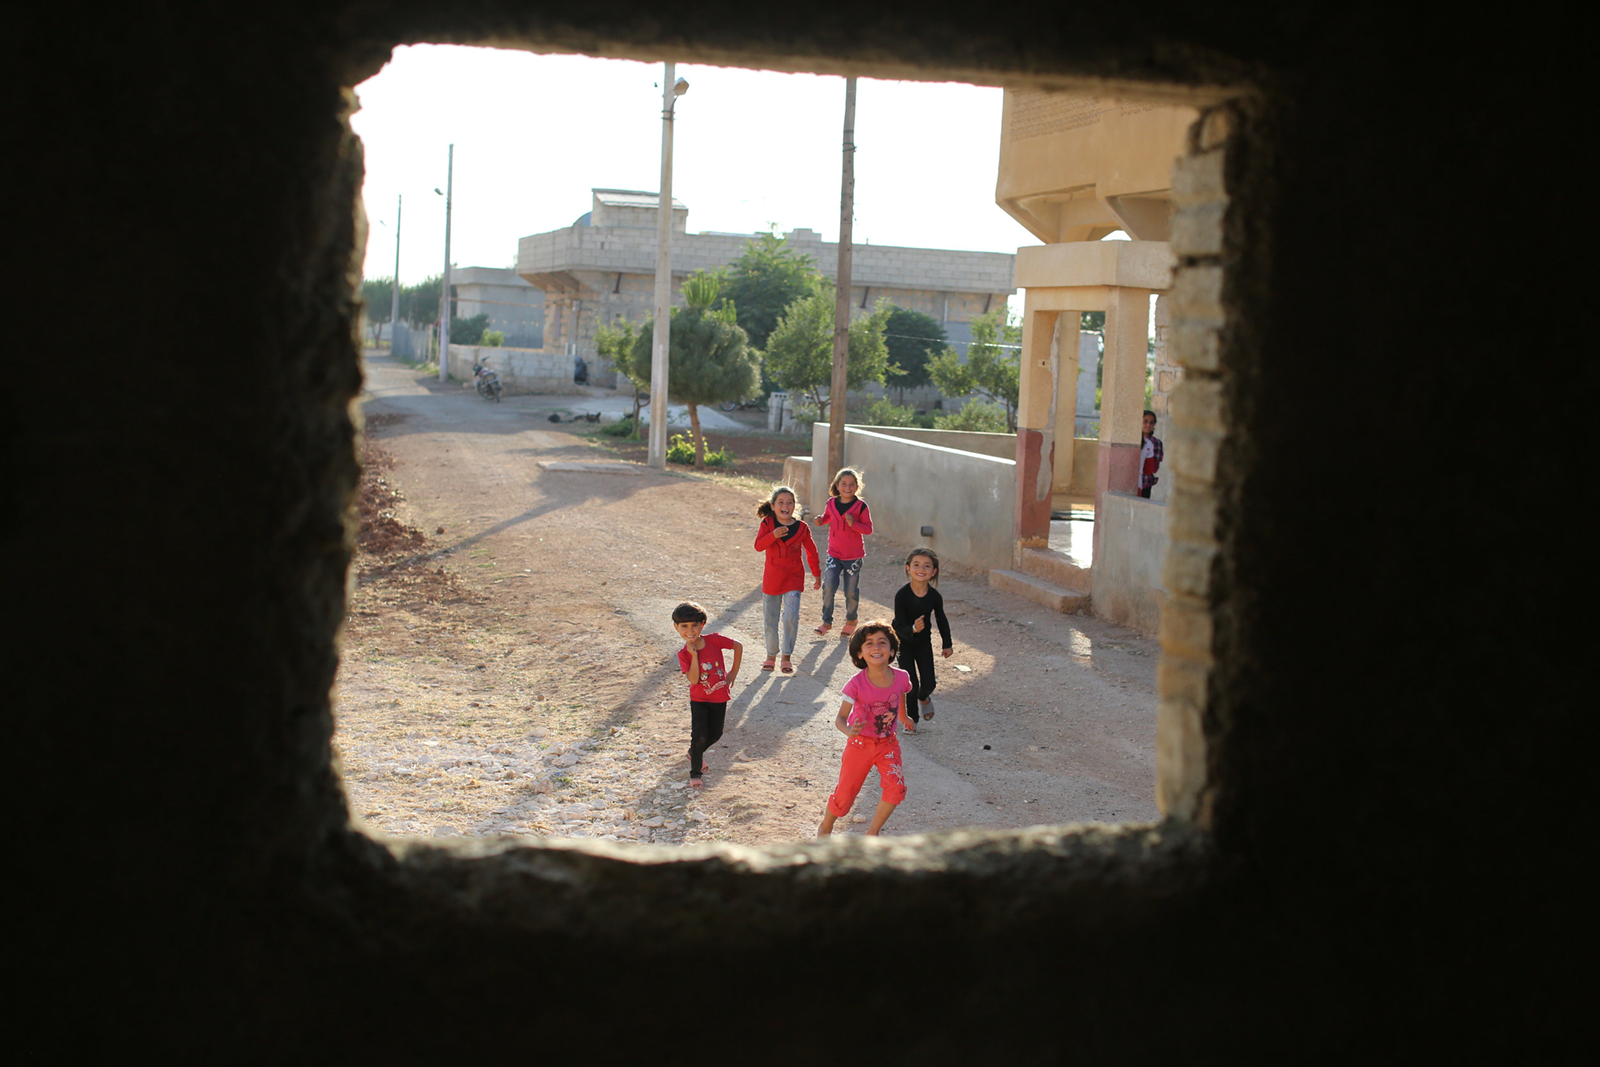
[
  {"x1": 859, "y1": 632, "x2": 893, "y2": 666},
  {"x1": 907, "y1": 557, "x2": 936, "y2": 584}
]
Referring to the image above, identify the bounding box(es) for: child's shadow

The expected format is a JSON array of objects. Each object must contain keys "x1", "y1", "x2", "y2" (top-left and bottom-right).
[{"x1": 796, "y1": 638, "x2": 851, "y2": 677}]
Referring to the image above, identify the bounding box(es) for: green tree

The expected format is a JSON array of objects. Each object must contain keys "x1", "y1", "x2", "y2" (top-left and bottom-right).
[
  {"x1": 882, "y1": 305, "x2": 946, "y2": 397},
  {"x1": 631, "y1": 270, "x2": 759, "y2": 467},
  {"x1": 399, "y1": 275, "x2": 442, "y2": 329},
  {"x1": 595, "y1": 317, "x2": 646, "y2": 425},
  {"x1": 449, "y1": 313, "x2": 490, "y2": 345},
  {"x1": 928, "y1": 308, "x2": 1022, "y2": 431},
  {"x1": 763, "y1": 288, "x2": 891, "y2": 424},
  {"x1": 718, "y1": 230, "x2": 823, "y2": 352},
  {"x1": 361, "y1": 277, "x2": 394, "y2": 346}
]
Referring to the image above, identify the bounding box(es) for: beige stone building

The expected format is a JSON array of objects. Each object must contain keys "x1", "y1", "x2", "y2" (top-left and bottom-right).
[
  {"x1": 516, "y1": 188, "x2": 1016, "y2": 386},
  {"x1": 993, "y1": 92, "x2": 1198, "y2": 630}
]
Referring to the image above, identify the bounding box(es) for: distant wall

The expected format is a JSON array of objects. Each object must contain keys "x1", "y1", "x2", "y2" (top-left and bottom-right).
[
  {"x1": 447, "y1": 345, "x2": 583, "y2": 396},
  {"x1": 1092, "y1": 493, "x2": 1167, "y2": 633},
  {"x1": 857, "y1": 426, "x2": 1015, "y2": 461},
  {"x1": 811, "y1": 423, "x2": 1015, "y2": 571}
]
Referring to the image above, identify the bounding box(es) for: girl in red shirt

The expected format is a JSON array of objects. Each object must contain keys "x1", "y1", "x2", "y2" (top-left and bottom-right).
[{"x1": 753, "y1": 485, "x2": 821, "y2": 674}]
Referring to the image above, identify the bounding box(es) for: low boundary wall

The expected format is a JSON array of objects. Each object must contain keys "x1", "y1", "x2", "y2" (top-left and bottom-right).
[
  {"x1": 1093, "y1": 493, "x2": 1168, "y2": 633},
  {"x1": 447, "y1": 345, "x2": 584, "y2": 396},
  {"x1": 811, "y1": 423, "x2": 1015, "y2": 572}
]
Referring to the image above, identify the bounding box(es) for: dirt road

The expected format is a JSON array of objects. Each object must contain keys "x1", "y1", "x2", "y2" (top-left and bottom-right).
[{"x1": 334, "y1": 352, "x2": 1161, "y2": 845}]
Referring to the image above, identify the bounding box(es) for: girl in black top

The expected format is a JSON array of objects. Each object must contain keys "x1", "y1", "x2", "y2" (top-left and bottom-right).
[{"x1": 892, "y1": 548, "x2": 953, "y2": 728}]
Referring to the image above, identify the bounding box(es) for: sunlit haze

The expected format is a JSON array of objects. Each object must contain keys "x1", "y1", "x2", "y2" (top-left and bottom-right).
[{"x1": 352, "y1": 45, "x2": 1044, "y2": 286}]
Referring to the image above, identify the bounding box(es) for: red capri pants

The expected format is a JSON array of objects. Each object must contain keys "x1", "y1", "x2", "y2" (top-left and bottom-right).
[{"x1": 827, "y1": 734, "x2": 907, "y2": 817}]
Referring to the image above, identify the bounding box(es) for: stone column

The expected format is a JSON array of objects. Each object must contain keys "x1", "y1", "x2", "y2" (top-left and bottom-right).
[
  {"x1": 1095, "y1": 286, "x2": 1153, "y2": 557},
  {"x1": 1148, "y1": 294, "x2": 1178, "y2": 503},
  {"x1": 1052, "y1": 313, "x2": 1081, "y2": 493},
  {"x1": 1014, "y1": 302, "x2": 1061, "y2": 551}
]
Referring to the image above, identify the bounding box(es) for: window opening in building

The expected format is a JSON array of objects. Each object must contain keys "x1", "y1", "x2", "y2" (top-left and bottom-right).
[{"x1": 341, "y1": 45, "x2": 1214, "y2": 845}]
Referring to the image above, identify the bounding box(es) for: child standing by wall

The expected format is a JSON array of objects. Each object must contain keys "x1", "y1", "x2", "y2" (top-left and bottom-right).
[
  {"x1": 818, "y1": 622, "x2": 912, "y2": 837},
  {"x1": 811, "y1": 467, "x2": 873, "y2": 637},
  {"x1": 672, "y1": 601, "x2": 743, "y2": 789},
  {"x1": 891, "y1": 548, "x2": 953, "y2": 729},
  {"x1": 1139, "y1": 410, "x2": 1164, "y2": 499},
  {"x1": 754, "y1": 485, "x2": 821, "y2": 674}
]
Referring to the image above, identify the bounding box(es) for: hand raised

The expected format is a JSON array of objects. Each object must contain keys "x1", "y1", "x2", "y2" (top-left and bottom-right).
[
  {"x1": 912, "y1": 616, "x2": 926, "y2": 633},
  {"x1": 773, "y1": 523, "x2": 790, "y2": 537}
]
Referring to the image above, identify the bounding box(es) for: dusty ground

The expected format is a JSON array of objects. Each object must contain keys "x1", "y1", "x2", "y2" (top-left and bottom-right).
[{"x1": 334, "y1": 353, "x2": 1161, "y2": 845}]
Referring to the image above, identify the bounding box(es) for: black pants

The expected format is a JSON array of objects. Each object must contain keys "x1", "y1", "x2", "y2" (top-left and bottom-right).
[
  {"x1": 898, "y1": 636, "x2": 938, "y2": 721},
  {"x1": 689, "y1": 700, "x2": 727, "y2": 777}
]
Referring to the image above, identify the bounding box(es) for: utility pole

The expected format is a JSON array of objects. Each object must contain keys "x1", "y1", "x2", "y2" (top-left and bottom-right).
[
  {"x1": 390, "y1": 193, "x2": 401, "y2": 350},
  {"x1": 648, "y1": 66, "x2": 689, "y2": 469},
  {"x1": 437, "y1": 145, "x2": 453, "y2": 383},
  {"x1": 828, "y1": 77, "x2": 857, "y2": 479}
]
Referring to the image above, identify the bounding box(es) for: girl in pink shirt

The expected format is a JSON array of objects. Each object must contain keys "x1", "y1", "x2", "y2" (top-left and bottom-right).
[
  {"x1": 811, "y1": 467, "x2": 873, "y2": 637},
  {"x1": 818, "y1": 621, "x2": 912, "y2": 837}
]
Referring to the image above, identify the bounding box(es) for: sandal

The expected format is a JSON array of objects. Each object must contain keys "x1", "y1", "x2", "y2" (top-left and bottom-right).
[
  {"x1": 840, "y1": 622, "x2": 857, "y2": 637},
  {"x1": 760, "y1": 657, "x2": 776, "y2": 671},
  {"x1": 814, "y1": 623, "x2": 831, "y2": 635},
  {"x1": 780, "y1": 657, "x2": 794, "y2": 674}
]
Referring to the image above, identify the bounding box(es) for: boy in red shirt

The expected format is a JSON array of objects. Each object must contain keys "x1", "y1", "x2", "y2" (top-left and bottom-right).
[{"x1": 673, "y1": 601, "x2": 743, "y2": 789}]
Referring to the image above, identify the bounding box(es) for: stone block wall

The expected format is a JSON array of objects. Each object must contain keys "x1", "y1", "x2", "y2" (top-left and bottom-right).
[{"x1": 446, "y1": 345, "x2": 584, "y2": 396}]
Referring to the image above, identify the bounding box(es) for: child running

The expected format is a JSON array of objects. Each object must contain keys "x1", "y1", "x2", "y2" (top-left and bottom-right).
[
  {"x1": 754, "y1": 484, "x2": 822, "y2": 674},
  {"x1": 892, "y1": 548, "x2": 953, "y2": 729},
  {"x1": 672, "y1": 601, "x2": 743, "y2": 789},
  {"x1": 812, "y1": 467, "x2": 873, "y2": 638},
  {"x1": 818, "y1": 621, "x2": 912, "y2": 837}
]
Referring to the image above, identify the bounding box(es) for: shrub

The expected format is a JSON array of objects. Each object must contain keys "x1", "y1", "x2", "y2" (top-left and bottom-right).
[
  {"x1": 450, "y1": 313, "x2": 491, "y2": 345},
  {"x1": 481, "y1": 329, "x2": 506, "y2": 347},
  {"x1": 599, "y1": 416, "x2": 636, "y2": 438},
  {"x1": 666, "y1": 433, "x2": 736, "y2": 467},
  {"x1": 665, "y1": 434, "x2": 697, "y2": 465},
  {"x1": 791, "y1": 397, "x2": 820, "y2": 430},
  {"x1": 934, "y1": 399, "x2": 1008, "y2": 433},
  {"x1": 863, "y1": 398, "x2": 917, "y2": 427}
]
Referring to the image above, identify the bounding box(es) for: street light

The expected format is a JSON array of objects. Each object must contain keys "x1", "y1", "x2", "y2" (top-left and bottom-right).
[
  {"x1": 647, "y1": 69, "x2": 690, "y2": 469},
  {"x1": 435, "y1": 145, "x2": 453, "y2": 382}
]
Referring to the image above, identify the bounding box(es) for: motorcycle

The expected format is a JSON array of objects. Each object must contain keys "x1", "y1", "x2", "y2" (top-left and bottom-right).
[{"x1": 473, "y1": 360, "x2": 502, "y2": 402}]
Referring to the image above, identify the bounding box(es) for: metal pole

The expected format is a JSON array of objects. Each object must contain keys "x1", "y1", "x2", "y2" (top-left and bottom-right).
[
  {"x1": 390, "y1": 194, "x2": 401, "y2": 350},
  {"x1": 648, "y1": 64, "x2": 677, "y2": 470},
  {"x1": 828, "y1": 77, "x2": 857, "y2": 479},
  {"x1": 438, "y1": 144, "x2": 453, "y2": 383}
]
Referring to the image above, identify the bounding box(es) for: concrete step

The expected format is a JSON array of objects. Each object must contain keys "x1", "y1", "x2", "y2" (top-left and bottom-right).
[
  {"x1": 1018, "y1": 546, "x2": 1091, "y2": 590},
  {"x1": 989, "y1": 569, "x2": 1091, "y2": 614}
]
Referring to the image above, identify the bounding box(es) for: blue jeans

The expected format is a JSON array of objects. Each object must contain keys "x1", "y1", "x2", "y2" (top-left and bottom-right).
[
  {"x1": 820, "y1": 555, "x2": 862, "y2": 626},
  {"x1": 763, "y1": 590, "x2": 801, "y2": 656}
]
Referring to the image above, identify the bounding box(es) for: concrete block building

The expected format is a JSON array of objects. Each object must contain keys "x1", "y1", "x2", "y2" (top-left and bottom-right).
[
  {"x1": 449, "y1": 266, "x2": 544, "y2": 349},
  {"x1": 516, "y1": 188, "x2": 1016, "y2": 386}
]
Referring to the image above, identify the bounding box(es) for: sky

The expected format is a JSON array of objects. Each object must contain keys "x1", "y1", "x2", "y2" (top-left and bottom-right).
[{"x1": 351, "y1": 45, "x2": 1047, "y2": 287}]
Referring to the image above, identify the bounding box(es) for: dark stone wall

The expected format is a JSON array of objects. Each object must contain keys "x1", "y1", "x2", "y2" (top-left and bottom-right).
[{"x1": 16, "y1": 2, "x2": 1578, "y2": 1061}]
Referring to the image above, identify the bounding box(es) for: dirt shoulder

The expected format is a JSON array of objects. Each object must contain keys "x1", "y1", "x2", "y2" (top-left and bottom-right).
[{"x1": 334, "y1": 353, "x2": 1160, "y2": 846}]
